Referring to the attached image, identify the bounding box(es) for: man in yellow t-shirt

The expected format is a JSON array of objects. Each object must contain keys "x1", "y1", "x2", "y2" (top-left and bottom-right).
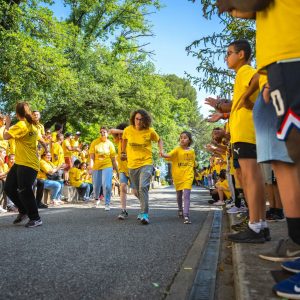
[{"x1": 122, "y1": 109, "x2": 164, "y2": 224}]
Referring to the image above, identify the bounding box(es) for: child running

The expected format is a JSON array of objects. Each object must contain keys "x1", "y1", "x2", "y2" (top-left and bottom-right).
[{"x1": 161, "y1": 131, "x2": 196, "y2": 224}]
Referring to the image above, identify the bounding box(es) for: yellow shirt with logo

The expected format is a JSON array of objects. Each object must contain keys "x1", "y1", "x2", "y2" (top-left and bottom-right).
[
  {"x1": 37, "y1": 159, "x2": 56, "y2": 180},
  {"x1": 79, "y1": 150, "x2": 89, "y2": 163},
  {"x1": 8, "y1": 120, "x2": 40, "y2": 171},
  {"x1": 256, "y1": 1, "x2": 300, "y2": 71},
  {"x1": 89, "y1": 138, "x2": 116, "y2": 170},
  {"x1": 122, "y1": 125, "x2": 160, "y2": 169},
  {"x1": 69, "y1": 166, "x2": 83, "y2": 187},
  {"x1": 166, "y1": 146, "x2": 195, "y2": 190},
  {"x1": 51, "y1": 142, "x2": 64, "y2": 166},
  {"x1": 71, "y1": 138, "x2": 80, "y2": 158},
  {"x1": 0, "y1": 126, "x2": 8, "y2": 151},
  {"x1": 229, "y1": 64, "x2": 259, "y2": 145},
  {"x1": 62, "y1": 139, "x2": 72, "y2": 158}
]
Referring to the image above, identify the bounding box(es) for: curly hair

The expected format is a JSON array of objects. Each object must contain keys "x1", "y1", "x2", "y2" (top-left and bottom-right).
[{"x1": 130, "y1": 109, "x2": 152, "y2": 130}]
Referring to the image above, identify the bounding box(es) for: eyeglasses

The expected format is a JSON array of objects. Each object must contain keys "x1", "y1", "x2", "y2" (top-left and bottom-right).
[{"x1": 225, "y1": 51, "x2": 239, "y2": 58}]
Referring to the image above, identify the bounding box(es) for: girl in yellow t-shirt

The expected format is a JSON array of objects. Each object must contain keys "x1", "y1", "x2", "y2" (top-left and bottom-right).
[
  {"x1": 161, "y1": 131, "x2": 196, "y2": 224},
  {"x1": 3, "y1": 102, "x2": 43, "y2": 227}
]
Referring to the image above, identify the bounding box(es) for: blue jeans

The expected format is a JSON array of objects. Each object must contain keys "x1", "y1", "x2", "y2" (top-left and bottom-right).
[
  {"x1": 79, "y1": 183, "x2": 91, "y2": 199},
  {"x1": 43, "y1": 180, "x2": 62, "y2": 200},
  {"x1": 92, "y1": 167, "x2": 113, "y2": 205},
  {"x1": 128, "y1": 165, "x2": 153, "y2": 214}
]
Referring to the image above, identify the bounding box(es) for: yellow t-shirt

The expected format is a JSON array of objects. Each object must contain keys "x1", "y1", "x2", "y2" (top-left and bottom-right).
[
  {"x1": 37, "y1": 159, "x2": 56, "y2": 180},
  {"x1": 71, "y1": 138, "x2": 80, "y2": 158},
  {"x1": 0, "y1": 126, "x2": 8, "y2": 151},
  {"x1": 69, "y1": 166, "x2": 83, "y2": 187},
  {"x1": 62, "y1": 139, "x2": 72, "y2": 158},
  {"x1": 259, "y1": 74, "x2": 268, "y2": 91},
  {"x1": 8, "y1": 120, "x2": 40, "y2": 171},
  {"x1": 166, "y1": 146, "x2": 195, "y2": 190},
  {"x1": 51, "y1": 132, "x2": 58, "y2": 143},
  {"x1": 51, "y1": 142, "x2": 64, "y2": 166},
  {"x1": 256, "y1": 1, "x2": 300, "y2": 71},
  {"x1": 8, "y1": 138, "x2": 15, "y2": 155},
  {"x1": 82, "y1": 170, "x2": 92, "y2": 184},
  {"x1": 122, "y1": 125, "x2": 160, "y2": 169},
  {"x1": 79, "y1": 150, "x2": 89, "y2": 163},
  {"x1": 0, "y1": 162, "x2": 8, "y2": 175},
  {"x1": 117, "y1": 140, "x2": 128, "y2": 175},
  {"x1": 89, "y1": 138, "x2": 116, "y2": 170},
  {"x1": 217, "y1": 179, "x2": 231, "y2": 199},
  {"x1": 229, "y1": 64, "x2": 259, "y2": 144}
]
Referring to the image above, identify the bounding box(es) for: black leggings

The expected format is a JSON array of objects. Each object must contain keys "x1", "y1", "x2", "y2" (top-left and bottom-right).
[{"x1": 4, "y1": 164, "x2": 39, "y2": 220}]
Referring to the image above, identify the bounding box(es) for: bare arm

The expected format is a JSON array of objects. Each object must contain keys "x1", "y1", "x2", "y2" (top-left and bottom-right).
[
  {"x1": 157, "y1": 138, "x2": 163, "y2": 157},
  {"x1": 217, "y1": 0, "x2": 273, "y2": 13}
]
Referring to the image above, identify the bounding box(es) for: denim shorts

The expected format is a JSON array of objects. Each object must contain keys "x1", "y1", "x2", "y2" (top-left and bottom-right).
[
  {"x1": 253, "y1": 92, "x2": 293, "y2": 163},
  {"x1": 119, "y1": 172, "x2": 129, "y2": 185}
]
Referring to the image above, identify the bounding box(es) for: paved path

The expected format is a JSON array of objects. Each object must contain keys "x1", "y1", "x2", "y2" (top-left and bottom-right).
[{"x1": 0, "y1": 186, "x2": 219, "y2": 300}]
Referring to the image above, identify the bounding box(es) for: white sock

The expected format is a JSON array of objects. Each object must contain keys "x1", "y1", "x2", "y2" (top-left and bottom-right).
[{"x1": 248, "y1": 221, "x2": 261, "y2": 233}]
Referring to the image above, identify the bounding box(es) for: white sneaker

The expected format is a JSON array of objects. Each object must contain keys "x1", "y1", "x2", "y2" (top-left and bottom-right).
[
  {"x1": 213, "y1": 201, "x2": 225, "y2": 206},
  {"x1": 104, "y1": 205, "x2": 110, "y2": 211},
  {"x1": 0, "y1": 206, "x2": 7, "y2": 213},
  {"x1": 227, "y1": 206, "x2": 241, "y2": 214}
]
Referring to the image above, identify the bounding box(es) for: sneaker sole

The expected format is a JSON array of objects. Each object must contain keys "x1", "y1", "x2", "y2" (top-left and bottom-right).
[
  {"x1": 276, "y1": 291, "x2": 300, "y2": 300},
  {"x1": 281, "y1": 264, "x2": 300, "y2": 274},
  {"x1": 25, "y1": 222, "x2": 43, "y2": 228},
  {"x1": 259, "y1": 254, "x2": 300, "y2": 262},
  {"x1": 141, "y1": 219, "x2": 149, "y2": 225}
]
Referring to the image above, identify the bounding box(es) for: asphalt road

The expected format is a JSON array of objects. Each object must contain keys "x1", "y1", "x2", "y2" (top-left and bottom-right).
[{"x1": 0, "y1": 186, "x2": 214, "y2": 300}]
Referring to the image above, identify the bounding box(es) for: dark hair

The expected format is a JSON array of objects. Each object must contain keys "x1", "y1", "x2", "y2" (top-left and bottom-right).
[
  {"x1": 130, "y1": 109, "x2": 152, "y2": 129},
  {"x1": 100, "y1": 126, "x2": 108, "y2": 132},
  {"x1": 65, "y1": 132, "x2": 71, "y2": 138},
  {"x1": 179, "y1": 131, "x2": 193, "y2": 146},
  {"x1": 54, "y1": 123, "x2": 63, "y2": 131},
  {"x1": 219, "y1": 169, "x2": 226, "y2": 180},
  {"x1": 16, "y1": 102, "x2": 37, "y2": 125},
  {"x1": 229, "y1": 39, "x2": 252, "y2": 62},
  {"x1": 73, "y1": 159, "x2": 81, "y2": 167},
  {"x1": 41, "y1": 151, "x2": 51, "y2": 158},
  {"x1": 79, "y1": 162, "x2": 87, "y2": 168},
  {"x1": 116, "y1": 122, "x2": 129, "y2": 130}
]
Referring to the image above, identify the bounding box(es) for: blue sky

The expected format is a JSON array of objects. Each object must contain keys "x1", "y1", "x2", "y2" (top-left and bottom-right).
[{"x1": 50, "y1": 0, "x2": 222, "y2": 116}]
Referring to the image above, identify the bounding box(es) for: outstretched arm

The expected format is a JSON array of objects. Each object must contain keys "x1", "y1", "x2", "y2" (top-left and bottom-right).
[{"x1": 217, "y1": 0, "x2": 273, "y2": 13}]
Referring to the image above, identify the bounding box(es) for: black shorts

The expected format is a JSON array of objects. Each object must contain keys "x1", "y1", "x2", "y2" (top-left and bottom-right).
[
  {"x1": 232, "y1": 142, "x2": 257, "y2": 160},
  {"x1": 267, "y1": 61, "x2": 300, "y2": 140}
]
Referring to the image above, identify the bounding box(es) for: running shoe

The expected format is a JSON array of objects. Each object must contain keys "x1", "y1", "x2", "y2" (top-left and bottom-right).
[
  {"x1": 282, "y1": 258, "x2": 300, "y2": 273},
  {"x1": 104, "y1": 205, "x2": 110, "y2": 211},
  {"x1": 25, "y1": 218, "x2": 43, "y2": 228},
  {"x1": 137, "y1": 213, "x2": 143, "y2": 220},
  {"x1": 118, "y1": 210, "x2": 128, "y2": 220},
  {"x1": 227, "y1": 227, "x2": 265, "y2": 244},
  {"x1": 13, "y1": 213, "x2": 27, "y2": 224},
  {"x1": 141, "y1": 213, "x2": 149, "y2": 225},
  {"x1": 259, "y1": 239, "x2": 300, "y2": 262},
  {"x1": 227, "y1": 206, "x2": 247, "y2": 214},
  {"x1": 273, "y1": 272, "x2": 300, "y2": 299},
  {"x1": 184, "y1": 217, "x2": 191, "y2": 224}
]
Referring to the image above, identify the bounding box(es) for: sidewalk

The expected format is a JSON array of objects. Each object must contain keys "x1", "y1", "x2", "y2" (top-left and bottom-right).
[{"x1": 228, "y1": 213, "x2": 289, "y2": 300}]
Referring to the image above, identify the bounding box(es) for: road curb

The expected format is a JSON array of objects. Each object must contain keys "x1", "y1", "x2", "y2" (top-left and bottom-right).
[{"x1": 166, "y1": 211, "x2": 218, "y2": 299}]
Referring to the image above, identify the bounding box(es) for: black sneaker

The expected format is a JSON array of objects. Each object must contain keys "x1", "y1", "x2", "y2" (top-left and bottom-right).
[
  {"x1": 227, "y1": 226, "x2": 265, "y2": 243},
  {"x1": 25, "y1": 219, "x2": 43, "y2": 228},
  {"x1": 118, "y1": 210, "x2": 128, "y2": 220},
  {"x1": 38, "y1": 203, "x2": 48, "y2": 209},
  {"x1": 263, "y1": 227, "x2": 271, "y2": 241},
  {"x1": 13, "y1": 213, "x2": 27, "y2": 224}
]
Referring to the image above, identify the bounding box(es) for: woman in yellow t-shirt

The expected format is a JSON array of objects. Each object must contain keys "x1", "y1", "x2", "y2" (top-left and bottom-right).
[
  {"x1": 80, "y1": 162, "x2": 93, "y2": 199},
  {"x1": 3, "y1": 102, "x2": 43, "y2": 228},
  {"x1": 89, "y1": 126, "x2": 118, "y2": 210},
  {"x1": 162, "y1": 131, "x2": 195, "y2": 224},
  {"x1": 122, "y1": 109, "x2": 164, "y2": 224}
]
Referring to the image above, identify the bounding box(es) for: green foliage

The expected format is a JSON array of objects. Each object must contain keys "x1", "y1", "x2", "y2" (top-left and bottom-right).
[{"x1": 186, "y1": 0, "x2": 255, "y2": 97}]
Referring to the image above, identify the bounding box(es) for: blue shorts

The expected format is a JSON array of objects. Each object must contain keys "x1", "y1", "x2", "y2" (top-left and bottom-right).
[
  {"x1": 253, "y1": 92, "x2": 293, "y2": 163},
  {"x1": 119, "y1": 172, "x2": 132, "y2": 187}
]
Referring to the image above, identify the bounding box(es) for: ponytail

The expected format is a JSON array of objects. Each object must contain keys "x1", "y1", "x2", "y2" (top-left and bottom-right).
[{"x1": 15, "y1": 102, "x2": 37, "y2": 125}]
